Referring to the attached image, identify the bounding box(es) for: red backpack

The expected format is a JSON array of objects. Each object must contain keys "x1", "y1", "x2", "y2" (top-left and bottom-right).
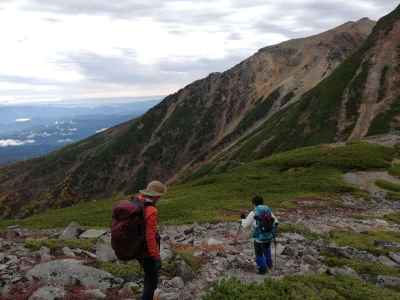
[{"x1": 111, "y1": 198, "x2": 145, "y2": 261}]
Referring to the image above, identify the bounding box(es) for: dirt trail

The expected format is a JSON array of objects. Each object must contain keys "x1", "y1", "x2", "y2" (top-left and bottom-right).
[{"x1": 343, "y1": 171, "x2": 400, "y2": 194}]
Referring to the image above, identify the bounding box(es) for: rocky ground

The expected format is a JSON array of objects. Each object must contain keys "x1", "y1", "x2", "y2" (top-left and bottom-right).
[{"x1": 2, "y1": 178, "x2": 400, "y2": 299}]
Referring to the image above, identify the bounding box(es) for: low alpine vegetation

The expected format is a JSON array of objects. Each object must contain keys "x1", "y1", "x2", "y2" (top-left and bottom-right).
[
  {"x1": 203, "y1": 275, "x2": 400, "y2": 299},
  {"x1": 25, "y1": 238, "x2": 95, "y2": 252}
]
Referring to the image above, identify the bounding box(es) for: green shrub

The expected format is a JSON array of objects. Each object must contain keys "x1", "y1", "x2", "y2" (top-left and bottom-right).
[
  {"x1": 95, "y1": 261, "x2": 143, "y2": 278},
  {"x1": 260, "y1": 142, "x2": 394, "y2": 171},
  {"x1": 25, "y1": 238, "x2": 95, "y2": 252},
  {"x1": 324, "y1": 256, "x2": 400, "y2": 277},
  {"x1": 389, "y1": 164, "x2": 400, "y2": 177},
  {"x1": 384, "y1": 212, "x2": 400, "y2": 225},
  {"x1": 375, "y1": 180, "x2": 400, "y2": 192},
  {"x1": 328, "y1": 230, "x2": 400, "y2": 256},
  {"x1": 203, "y1": 275, "x2": 400, "y2": 300}
]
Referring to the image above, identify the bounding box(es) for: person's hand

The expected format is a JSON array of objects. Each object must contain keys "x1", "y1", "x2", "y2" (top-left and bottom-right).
[{"x1": 240, "y1": 214, "x2": 246, "y2": 219}]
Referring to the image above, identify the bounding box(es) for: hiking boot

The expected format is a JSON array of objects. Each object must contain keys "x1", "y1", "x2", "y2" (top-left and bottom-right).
[{"x1": 258, "y1": 267, "x2": 267, "y2": 275}]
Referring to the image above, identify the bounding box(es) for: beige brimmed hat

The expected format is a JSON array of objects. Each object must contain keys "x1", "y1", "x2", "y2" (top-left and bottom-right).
[{"x1": 140, "y1": 180, "x2": 167, "y2": 197}]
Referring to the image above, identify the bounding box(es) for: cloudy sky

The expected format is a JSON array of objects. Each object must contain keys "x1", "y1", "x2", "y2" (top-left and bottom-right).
[{"x1": 0, "y1": 0, "x2": 397, "y2": 104}]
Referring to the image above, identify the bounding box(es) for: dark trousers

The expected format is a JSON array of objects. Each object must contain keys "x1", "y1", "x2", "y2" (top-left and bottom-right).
[
  {"x1": 254, "y1": 241, "x2": 272, "y2": 271},
  {"x1": 141, "y1": 257, "x2": 159, "y2": 300}
]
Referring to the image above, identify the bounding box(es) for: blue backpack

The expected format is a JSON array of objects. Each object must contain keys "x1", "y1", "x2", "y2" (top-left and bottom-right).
[{"x1": 253, "y1": 205, "x2": 276, "y2": 242}]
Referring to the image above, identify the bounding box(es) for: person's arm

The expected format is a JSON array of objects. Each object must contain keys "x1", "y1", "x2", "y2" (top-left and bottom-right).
[
  {"x1": 241, "y1": 211, "x2": 255, "y2": 229},
  {"x1": 145, "y1": 207, "x2": 160, "y2": 260},
  {"x1": 272, "y1": 212, "x2": 279, "y2": 224}
]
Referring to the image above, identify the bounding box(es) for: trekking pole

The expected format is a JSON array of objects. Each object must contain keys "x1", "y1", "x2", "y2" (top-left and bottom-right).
[
  {"x1": 233, "y1": 222, "x2": 243, "y2": 245},
  {"x1": 274, "y1": 238, "x2": 277, "y2": 270}
]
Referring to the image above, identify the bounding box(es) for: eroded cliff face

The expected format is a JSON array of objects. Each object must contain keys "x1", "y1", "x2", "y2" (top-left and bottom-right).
[
  {"x1": 227, "y1": 6, "x2": 400, "y2": 163},
  {"x1": 347, "y1": 15, "x2": 400, "y2": 139},
  {"x1": 0, "y1": 19, "x2": 375, "y2": 217}
]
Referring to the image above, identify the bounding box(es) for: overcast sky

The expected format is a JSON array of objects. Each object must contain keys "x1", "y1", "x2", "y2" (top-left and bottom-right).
[{"x1": 0, "y1": 0, "x2": 397, "y2": 104}]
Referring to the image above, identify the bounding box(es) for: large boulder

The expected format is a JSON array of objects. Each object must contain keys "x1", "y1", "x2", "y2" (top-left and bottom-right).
[
  {"x1": 389, "y1": 252, "x2": 400, "y2": 265},
  {"x1": 26, "y1": 259, "x2": 122, "y2": 290},
  {"x1": 29, "y1": 286, "x2": 66, "y2": 300},
  {"x1": 59, "y1": 222, "x2": 84, "y2": 240},
  {"x1": 377, "y1": 275, "x2": 400, "y2": 288},
  {"x1": 95, "y1": 237, "x2": 117, "y2": 262},
  {"x1": 79, "y1": 229, "x2": 107, "y2": 239},
  {"x1": 176, "y1": 259, "x2": 194, "y2": 283},
  {"x1": 327, "y1": 266, "x2": 359, "y2": 278},
  {"x1": 378, "y1": 255, "x2": 399, "y2": 267}
]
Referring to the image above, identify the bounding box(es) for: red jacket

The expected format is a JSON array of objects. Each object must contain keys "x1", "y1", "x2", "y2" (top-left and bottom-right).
[{"x1": 137, "y1": 195, "x2": 160, "y2": 260}]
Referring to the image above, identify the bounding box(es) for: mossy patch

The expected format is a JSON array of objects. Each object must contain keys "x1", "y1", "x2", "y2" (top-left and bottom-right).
[
  {"x1": 375, "y1": 180, "x2": 400, "y2": 192},
  {"x1": 278, "y1": 223, "x2": 323, "y2": 241},
  {"x1": 324, "y1": 256, "x2": 400, "y2": 277},
  {"x1": 384, "y1": 212, "x2": 400, "y2": 225},
  {"x1": 203, "y1": 274, "x2": 400, "y2": 300},
  {"x1": 24, "y1": 238, "x2": 95, "y2": 252},
  {"x1": 328, "y1": 230, "x2": 400, "y2": 256},
  {"x1": 389, "y1": 164, "x2": 400, "y2": 177},
  {"x1": 95, "y1": 261, "x2": 143, "y2": 279}
]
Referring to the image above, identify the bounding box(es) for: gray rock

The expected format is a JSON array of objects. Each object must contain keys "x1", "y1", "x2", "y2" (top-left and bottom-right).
[
  {"x1": 207, "y1": 238, "x2": 223, "y2": 246},
  {"x1": 303, "y1": 255, "x2": 319, "y2": 266},
  {"x1": 166, "y1": 276, "x2": 185, "y2": 289},
  {"x1": 378, "y1": 255, "x2": 399, "y2": 267},
  {"x1": 95, "y1": 240, "x2": 117, "y2": 262},
  {"x1": 303, "y1": 247, "x2": 319, "y2": 257},
  {"x1": 79, "y1": 249, "x2": 97, "y2": 259},
  {"x1": 389, "y1": 252, "x2": 400, "y2": 264},
  {"x1": 159, "y1": 292, "x2": 180, "y2": 300},
  {"x1": 7, "y1": 225, "x2": 20, "y2": 230},
  {"x1": 160, "y1": 245, "x2": 173, "y2": 261},
  {"x1": 26, "y1": 259, "x2": 122, "y2": 289},
  {"x1": 79, "y1": 229, "x2": 107, "y2": 239},
  {"x1": 38, "y1": 246, "x2": 53, "y2": 262},
  {"x1": 327, "y1": 266, "x2": 359, "y2": 278},
  {"x1": 283, "y1": 233, "x2": 305, "y2": 241},
  {"x1": 29, "y1": 286, "x2": 66, "y2": 300},
  {"x1": 174, "y1": 235, "x2": 186, "y2": 243},
  {"x1": 84, "y1": 289, "x2": 107, "y2": 299},
  {"x1": 374, "y1": 240, "x2": 400, "y2": 249},
  {"x1": 1, "y1": 284, "x2": 12, "y2": 298},
  {"x1": 60, "y1": 222, "x2": 83, "y2": 239},
  {"x1": 176, "y1": 259, "x2": 194, "y2": 282},
  {"x1": 183, "y1": 227, "x2": 194, "y2": 235},
  {"x1": 377, "y1": 275, "x2": 400, "y2": 288},
  {"x1": 62, "y1": 247, "x2": 76, "y2": 257},
  {"x1": 282, "y1": 245, "x2": 298, "y2": 257}
]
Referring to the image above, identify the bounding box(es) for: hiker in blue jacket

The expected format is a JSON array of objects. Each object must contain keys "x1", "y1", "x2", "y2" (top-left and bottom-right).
[{"x1": 241, "y1": 195, "x2": 278, "y2": 274}]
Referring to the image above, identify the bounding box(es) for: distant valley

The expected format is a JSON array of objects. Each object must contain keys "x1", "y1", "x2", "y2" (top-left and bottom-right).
[{"x1": 0, "y1": 98, "x2": 160, "y2": 165}]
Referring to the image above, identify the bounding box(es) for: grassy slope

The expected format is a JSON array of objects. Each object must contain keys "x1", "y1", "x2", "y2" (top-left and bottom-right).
[
  {"x1": 203, "y1": 275, "x2": 400, "y2": 300},
  {"x1": 0, "y1": 142, "x2": 395, "y2": 229}
]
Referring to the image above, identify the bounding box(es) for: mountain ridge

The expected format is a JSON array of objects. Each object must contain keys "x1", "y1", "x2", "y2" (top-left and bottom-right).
[{"x1": 0, "y1": 17, "x2": 379, "y2": 217}]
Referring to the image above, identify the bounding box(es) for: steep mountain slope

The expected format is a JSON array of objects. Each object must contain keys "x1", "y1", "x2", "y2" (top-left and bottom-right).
[
  {"x1": 224, "y1": 4, "x2": 400, "y2": 162},
  {"x1": 0, "y1": 19, "x2": 374, "y2": 217}
]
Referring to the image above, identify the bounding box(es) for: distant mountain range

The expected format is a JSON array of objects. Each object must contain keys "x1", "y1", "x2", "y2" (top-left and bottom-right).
[
  {"x1": 0, "y1": 99, "x2": 160, "y2": 165},
  {"x1": 1, "y1": 4, "x2": 400, "y2": 218}
]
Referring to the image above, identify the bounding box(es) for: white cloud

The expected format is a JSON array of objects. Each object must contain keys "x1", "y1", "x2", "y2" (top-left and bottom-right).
[
  {"x1": 0, "y1": 139, "x2": 35, "y2": 147},
  {"x1": 57, "y1": 138, "x2": 74, "y2": 143},
  {"x1": 0, "y1": 0, "x2": 397, "y2": 103},
  {"x1": 15, "y1": 118, "x2": 31, "y2": 122}
]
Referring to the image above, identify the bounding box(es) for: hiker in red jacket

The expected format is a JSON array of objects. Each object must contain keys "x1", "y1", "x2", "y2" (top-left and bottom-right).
[{"x1": 137, "y1": 180, "x2": 167, "y2": 300}]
